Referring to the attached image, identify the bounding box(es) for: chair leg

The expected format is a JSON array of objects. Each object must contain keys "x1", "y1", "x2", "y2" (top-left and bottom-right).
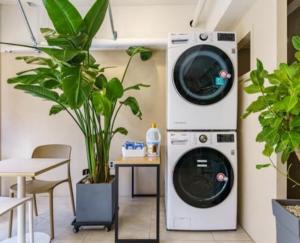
[
  {"x1": 49, "y1": 190, "x2": 54, "y2": 240},
  {"x1": 8, "y1": 191, "x2": 14, "y2": 238},
  {"x1": 33, "y1": 193, "x2": 38, "y2": 216},
  {"x1": 68, "y1": 179, "x2": 76, "y2": 216}
]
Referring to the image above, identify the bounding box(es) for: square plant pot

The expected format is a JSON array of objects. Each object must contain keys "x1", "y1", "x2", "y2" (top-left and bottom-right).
[
  {"x1": 272, "y1": 199, "x2": 300, "y2": 243},
  {"x1": 76, "y1": 176, "x2": 116, "y2": 225}
]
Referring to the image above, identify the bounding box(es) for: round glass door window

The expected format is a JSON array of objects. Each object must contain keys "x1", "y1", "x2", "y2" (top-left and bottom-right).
[
  {"x1": 173, "y1": 147, "x2": 234, "y2": 208},
  {"x1": 173, "y1": 45, "x2": 234, "y2": 105}
]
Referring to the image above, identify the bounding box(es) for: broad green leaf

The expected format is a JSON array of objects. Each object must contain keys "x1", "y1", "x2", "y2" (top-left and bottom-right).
[
  {"x1": 42, "y1": 79, "x2": 60, "y2": 89},
  {"x1": 287, "y1": 95, "x2": 298, "y2": 112},
  {"x1": 273, "y1": 96, "x2": 298, "y2": 112},
  {"x1": 244, "y1": 84, "x2": 260, "y2": 94},
  {"x1": 263, "y1": 144, "x2": 274, "y2": 156},
  {"x1": 120, "y1": 96, "x2": 142, "y2": 119},
  {"x1": 49, "y1": 105, "x2": 64, "y2": 115},
  {"x1": 16, "y1": 56, "x2": 56, "y2": 68},
  {"x1": 292, "y1": 36, "x2": 300, "y2": 51},
  {"x1": 263, "y1": 86, "x2": 277, "y2": 93},
  {"x1": 256, "y1": 59, "x2": 264, "y2": 72},
  {"x1": 41, "y1": 28, "x2": 88, "y2": 49},
  {"x1": 272, "y1": 117, "x2": 283, "y2": 129},
  {"x1": 106, "y1": 78, "x2": 124, "y2": 99},
  {"x1": 284, "y1": 63, "x2": 300, "y2": 80},
  {"x1": 256, "y1": 126, "x2": 279, "y2": 145},
  {"x1": 267, "y1": 74, "x2": 281, "y2": 85},
  {"x1": 281, "y1": 147, "x2": 292, "y2": 163},
  {"x1": 295, "y1": 52, "x2": 300, "y2": 62},
  {"x1": 124, "y1": 83, "x2": 150, "y2": 92},
  {"x1": 290, "y1": 117, "x2": 300, "y2": 128},
  {"x1": 8, "y1": 75, "x2": 42, "y2": 85},
  {"x1": 256, "y1": 163, "x2": 271, "y2": 170},
  {"x1": 62, "y1": 66, "x2": 91, "y2": 108},
  {"x1": 288, "y1": 131, "x2": 300, "y2": 148},
  {"x1": 15, "y1": 84, "x2": 59, "y2": 101},
  {"x1": 95, "y1": 74, "x2": 107, "y2": 90},
  {"x1": 40, "y1": 48, "x2": 82, "y2": 62},
  {"x1": 92, "y1": 92, "x2": 111, "y2": 116},
  {"x1": 126, "y1": 47, "x2": 152, "y2": 61},
  {"x1": 290, "y1": 104, "x2": 300, "y2": 115},
  {"x1": 42, "y1": 0, "x2": 83, "y2": 35},
  {"x1": 243, "y1": 96, "x2": 268, "y2": 117},
  {"x1": 113, "y1": 127, "x2": 128, "y2": 136},
  {"x1": 83, "y1": 0, "x2": 108, "y2": 48}
]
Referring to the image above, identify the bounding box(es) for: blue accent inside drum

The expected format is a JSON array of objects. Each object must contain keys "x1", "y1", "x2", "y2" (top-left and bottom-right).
[{"x1": 215, "y1": 77, "x2": 225, "y2": 86}]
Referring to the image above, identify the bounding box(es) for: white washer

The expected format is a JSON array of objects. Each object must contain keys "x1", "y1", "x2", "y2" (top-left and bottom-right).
[
  {"x1": 165, "y1": 131, "x2": 237, "y2": 230},
  {"x1": 167, "y1": 32, "x2": 237, "y2": 130}
]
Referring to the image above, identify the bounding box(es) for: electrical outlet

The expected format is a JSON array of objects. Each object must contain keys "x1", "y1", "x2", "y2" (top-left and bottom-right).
[{"x1": 109, "y1": 161, "x2": 115, "y2": 169}]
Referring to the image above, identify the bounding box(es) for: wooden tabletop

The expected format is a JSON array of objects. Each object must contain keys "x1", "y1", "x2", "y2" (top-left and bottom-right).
[
  {"x1": 0, "y1": 197, "x2": 32, "y2": 216},
  {"x1": 0, "y1": 158, "x2": 69, "y2": 177},
  {"x1": 114, "y1": 156, "x2": 160, "y2": 166}
]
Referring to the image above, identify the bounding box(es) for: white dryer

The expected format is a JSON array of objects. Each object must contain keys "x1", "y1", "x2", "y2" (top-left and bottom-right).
[
  {"x1": 165, "y1": 131, "x2": 237, "y2": 230},
  {"x1": 167, "y1": 32, "x2": 237, "y2": 130}
]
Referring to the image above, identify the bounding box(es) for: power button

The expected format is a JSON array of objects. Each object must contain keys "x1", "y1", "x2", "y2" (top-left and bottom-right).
[
  {"x1": 199, "y1": 33, "x2": 208, "y2": 41},
  {"x1": 199, "y1": 135, "x2": 208, "y2": 143}
]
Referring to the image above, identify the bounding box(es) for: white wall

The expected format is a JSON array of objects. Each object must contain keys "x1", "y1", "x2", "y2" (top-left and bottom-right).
[
  {"x1": 234, "y1": 0, "x2": 287, "y2": 243},
  {"x1": 0, "y1": 2, "x2": 197, "y2": 197},
  {"x1": 0, "y1": 2, "x2": 197, "y2": 44}
]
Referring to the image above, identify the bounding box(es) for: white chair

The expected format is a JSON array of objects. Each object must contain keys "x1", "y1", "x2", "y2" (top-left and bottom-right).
[{"x1": 0, "y1": 197, "x2": 34, "y2": 243}]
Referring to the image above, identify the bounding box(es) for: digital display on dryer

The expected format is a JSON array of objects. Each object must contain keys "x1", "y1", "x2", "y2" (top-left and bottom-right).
[{"x1": 217, "y1": 134, "x2": 235, "y2": 143}]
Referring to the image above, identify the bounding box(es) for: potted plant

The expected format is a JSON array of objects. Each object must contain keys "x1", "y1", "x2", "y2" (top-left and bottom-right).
[
  {"x1": 1, "y1": 0, "x2": 152, "y2": 231},
  {"x1": 243, "y1": 35, "x2": 300, "y2": 243}
]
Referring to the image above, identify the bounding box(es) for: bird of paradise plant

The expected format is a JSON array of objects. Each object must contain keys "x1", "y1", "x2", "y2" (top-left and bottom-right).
[{"x1": 1, "y1": 0, "x2": 152, "y2": 183}]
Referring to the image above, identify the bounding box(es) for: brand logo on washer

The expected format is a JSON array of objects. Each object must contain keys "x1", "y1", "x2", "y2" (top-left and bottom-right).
[{"x1": 216, "y1": 173, "x2": 228, "y2": 182}]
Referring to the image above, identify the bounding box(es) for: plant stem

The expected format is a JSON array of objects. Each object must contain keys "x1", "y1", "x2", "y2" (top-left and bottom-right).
[
  {"x1": 121, "y1": 56, "x2": 133, "y2": 83},
  {"x1": 110, "y1": 103, "x2": 123, "y2": 134},
  {"x1": 268, "y1": 156, "x2": 300, "y2": 187}
]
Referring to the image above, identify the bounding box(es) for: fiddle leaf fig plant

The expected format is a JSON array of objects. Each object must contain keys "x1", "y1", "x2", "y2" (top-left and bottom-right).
[
  {"x1": 243, "y1": 36, "x2": 300, "y2": 183},
  {"x1": 1, "y1": 0, "x2": 152, "y2": 183}
]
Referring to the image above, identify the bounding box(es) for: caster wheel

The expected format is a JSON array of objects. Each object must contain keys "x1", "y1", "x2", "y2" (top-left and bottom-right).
[
  {"x1": 105, "y1": 226, "x2": 111, "y2": 232},
  {"x1": 73, "y1": 226, "x2": 80, "y2": 233}
]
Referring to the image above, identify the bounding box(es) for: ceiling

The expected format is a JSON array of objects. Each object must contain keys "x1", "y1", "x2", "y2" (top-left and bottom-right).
[{"x1": 0, "y1": 0, "x2": 198, "y2": 6}]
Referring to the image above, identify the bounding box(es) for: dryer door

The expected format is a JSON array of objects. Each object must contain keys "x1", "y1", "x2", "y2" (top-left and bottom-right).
[
  {"x1": 173, "y1": 147, "x2": 234, "y2": 208},
  {"x1": 173, "y1": 44, "x2": 234, "y2": 105}
]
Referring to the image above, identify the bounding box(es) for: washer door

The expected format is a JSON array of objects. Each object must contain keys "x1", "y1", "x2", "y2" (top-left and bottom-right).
[
  {"x1": 173, "y1": 45, "x2": 234, "y2": 105},
  {"x1": 173, "y1": 147, "x2": 234, "y2": 208}
]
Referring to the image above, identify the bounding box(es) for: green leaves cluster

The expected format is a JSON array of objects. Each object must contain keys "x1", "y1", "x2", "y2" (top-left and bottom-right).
[
  {"x1": 4, "y1": 0, "x2": 153, "y2": 183},
  {"x1": 243, "y1": 36, "x2": 300, "y2": 165}
]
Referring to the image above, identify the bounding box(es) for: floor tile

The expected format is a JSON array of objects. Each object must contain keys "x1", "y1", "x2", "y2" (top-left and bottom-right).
[
  {"x1": 212, "y1": 226, "x2": 251, "y2": 241},
  {"x1": 0, "y1": 196, "x2": 255, "y2": 243}
]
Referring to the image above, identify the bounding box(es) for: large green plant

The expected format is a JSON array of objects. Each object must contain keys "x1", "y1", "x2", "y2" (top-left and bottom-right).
[
  {"x1": 243, "y1": 36, "x2": 300, "y2": 184},
  {"x1": 1, "y1": 0, "x2": 152, "y2": 183}
]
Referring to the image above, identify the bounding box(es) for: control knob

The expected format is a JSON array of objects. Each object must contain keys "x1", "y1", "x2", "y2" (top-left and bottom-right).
[{"x1": 199, "y1": 135, "x2": 208, "y2": 143}]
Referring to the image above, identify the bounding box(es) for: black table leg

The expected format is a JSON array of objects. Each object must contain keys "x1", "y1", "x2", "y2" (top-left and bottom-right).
[
  {"x1": 115, "y1": 165, "x2": 119, "y2": 243},
  {"x1": 131, "y1": 166, "x2": 134, "y2": 198},
  {"x1": 115, "y1": 164, "x2": 160, "y2": 243}
]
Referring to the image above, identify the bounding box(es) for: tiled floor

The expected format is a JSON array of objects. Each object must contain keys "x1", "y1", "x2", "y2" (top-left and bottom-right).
[{"x1": 0, "y1": 196, "x2": 254, "y2": 243}]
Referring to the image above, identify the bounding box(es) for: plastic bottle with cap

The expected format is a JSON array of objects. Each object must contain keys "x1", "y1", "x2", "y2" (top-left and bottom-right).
[{"x1": 146, "y1": 122, "x2": 161, "y2": 157}]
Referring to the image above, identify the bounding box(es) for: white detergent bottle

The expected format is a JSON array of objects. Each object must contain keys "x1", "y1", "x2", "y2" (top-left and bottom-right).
[{"x1": 146, "y1": 122, "x2": 161, "y2": 157}]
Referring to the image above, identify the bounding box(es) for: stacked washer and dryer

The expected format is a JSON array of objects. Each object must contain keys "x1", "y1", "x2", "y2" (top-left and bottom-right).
[{"x1": 165, "y1": 32, "x2": 238, "y2": 231}]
